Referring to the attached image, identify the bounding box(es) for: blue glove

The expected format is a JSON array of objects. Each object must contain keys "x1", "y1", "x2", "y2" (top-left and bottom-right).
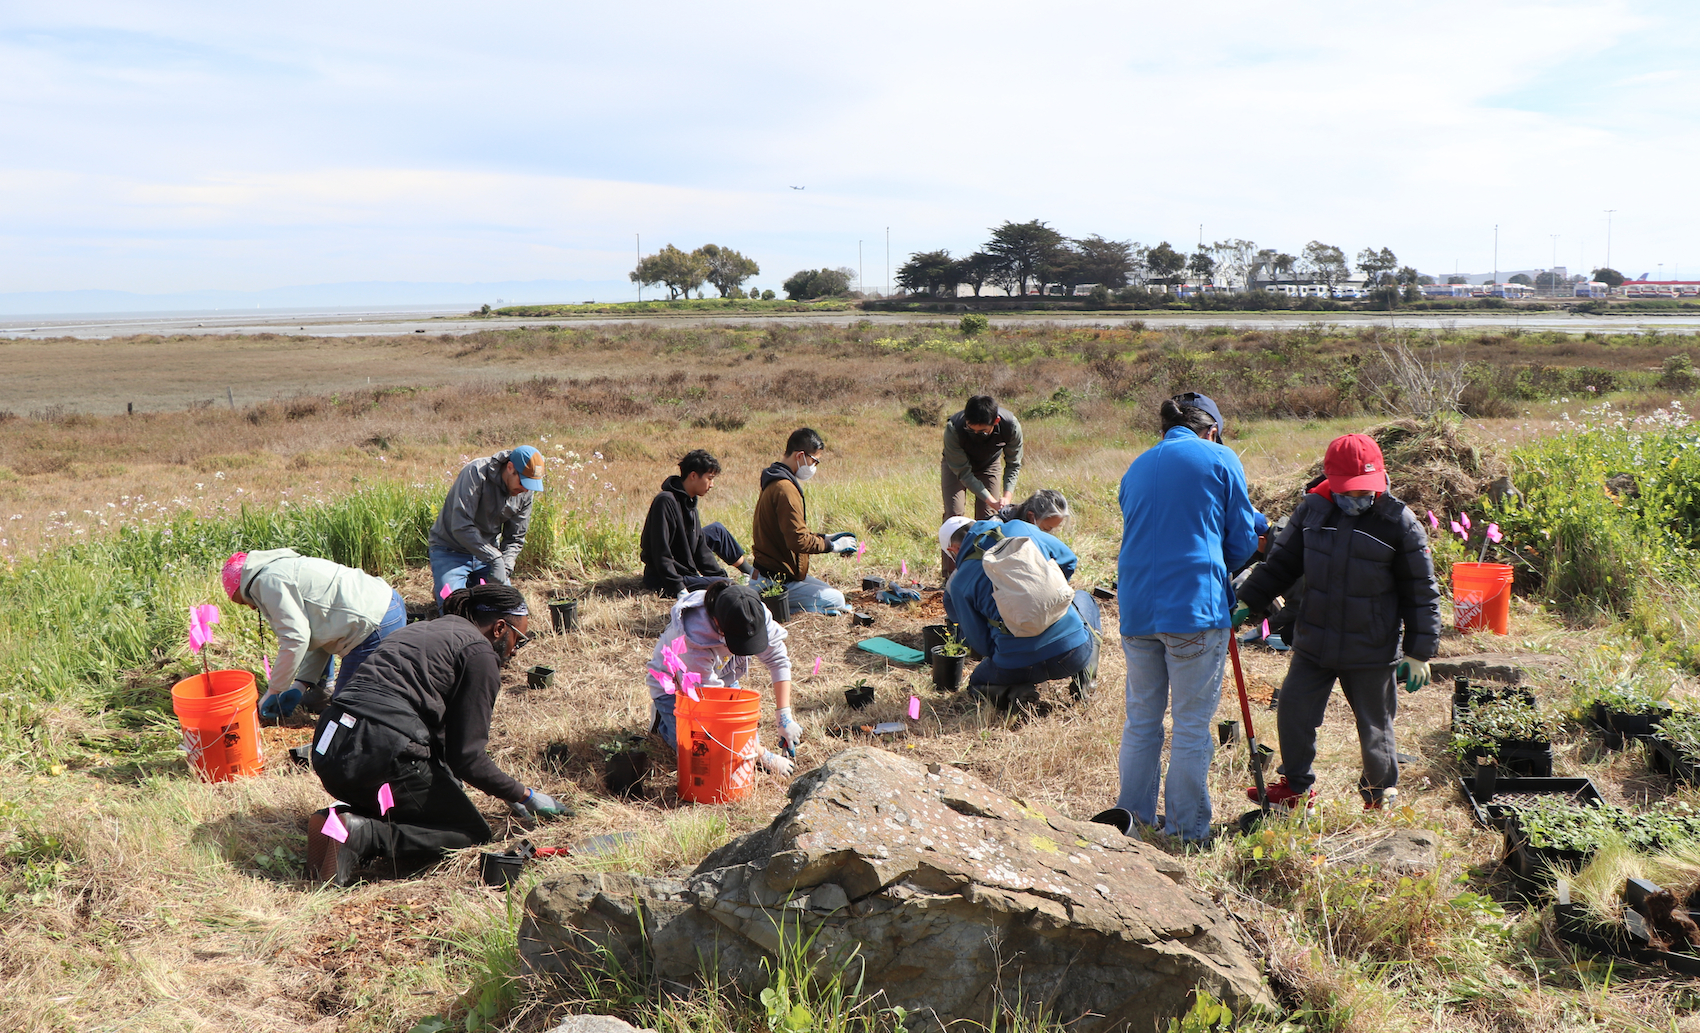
[
  {"x1": 877, "y1": 586, "x2": 922, "y2": 605},
  {"x1": 260, "y1": 683, "x2": 306, "y2": 719}
]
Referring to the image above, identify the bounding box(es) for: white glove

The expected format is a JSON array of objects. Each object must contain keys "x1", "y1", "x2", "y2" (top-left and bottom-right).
[
  {"x1": 777, "y1": 707, "x2": 804, "y2": 752},
  {"x1": 834, "y1": 537, "x2": 859, "y2": 555},
  {"x1": 759, "y1": 750, "x2": 796, "y2": 778}
]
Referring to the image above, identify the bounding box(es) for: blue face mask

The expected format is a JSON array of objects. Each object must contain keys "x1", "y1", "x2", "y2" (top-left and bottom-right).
[{"x1": 1336, "y1": 494, "x2": 1375, "y2": 516}]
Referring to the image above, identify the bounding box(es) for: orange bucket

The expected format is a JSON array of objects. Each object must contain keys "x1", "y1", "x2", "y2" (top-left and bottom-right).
[
  {"x1": 675, "y1": 687, "x2": 761, "y2": 804},
  {"x1": 170, "y1": 669, "x2": 264, "y2": 782},
  {"x1": 1452, "y1": 562, "x2": 1513, "y2": 635}
]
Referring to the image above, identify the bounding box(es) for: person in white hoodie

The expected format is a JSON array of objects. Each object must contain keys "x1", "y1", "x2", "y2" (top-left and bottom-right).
[
  {"x1": 644, "y1": 582, "x2": 802, "y2": 776},
  {"x1": 222, "y1": 549, "x2": 407, "y2": 718}
]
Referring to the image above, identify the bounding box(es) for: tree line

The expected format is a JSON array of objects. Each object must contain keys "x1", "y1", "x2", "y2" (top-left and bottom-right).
[
  {"x1": 892, "y1": 221, "x2": 1447, "y2": 299},
  {"x1": 631, "y1": 244, "x2": 765, "y2": 300}
]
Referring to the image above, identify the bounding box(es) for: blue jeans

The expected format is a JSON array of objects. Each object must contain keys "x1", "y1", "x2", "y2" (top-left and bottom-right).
[
  {"x1": 429, "y1": 545, "x2": 504, "y2": 607},
  {"x1": 753, "y1": 574, "x2": 850, "y2": 616},
  {"x1": 1117, "y1": 628, "x2": 1229, "y2": 842},
  {"x1": 968, "y1": 592, "x2": 1101, "y2": 688},
  {"x1": 333, "y1": 590, "x2": 407, "y2": 696},
  {"x1": 651, "y1": 691, "x2": 677, "y2": 744}
]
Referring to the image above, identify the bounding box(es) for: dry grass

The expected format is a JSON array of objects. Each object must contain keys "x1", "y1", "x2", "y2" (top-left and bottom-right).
[{"x1": 6, "y1": 325, "x2": 1700, "y2": 1032}]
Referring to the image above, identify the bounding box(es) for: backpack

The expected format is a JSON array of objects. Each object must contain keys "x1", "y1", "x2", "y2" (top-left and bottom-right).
[{"x1": 968, "y1": 528, "x2": 1074, "y2": 637}]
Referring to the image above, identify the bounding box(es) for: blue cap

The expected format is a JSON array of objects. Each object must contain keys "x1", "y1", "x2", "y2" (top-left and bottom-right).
[
  {"x1": 1171, "y1": 392, "x2": 1224, "y2": 434},
  {"x1": 507, "y1": 445, "x2": 545, "y2": 492},
  {"x1": 1254, "y1": 511, "x2": 1270, "y2": 535}
]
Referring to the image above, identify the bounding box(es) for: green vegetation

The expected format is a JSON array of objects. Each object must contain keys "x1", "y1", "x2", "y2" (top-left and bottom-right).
[{"x1": 491, "y1": 296, "x2": 838, "y2": 317}]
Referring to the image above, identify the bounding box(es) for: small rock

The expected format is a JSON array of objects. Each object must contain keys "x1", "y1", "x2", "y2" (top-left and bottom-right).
[
  {"x1": 808, "y1": 883, "x2": 850, "y2": 912},
  {"x1": 545, "y1": 1016, "x2": 657, "y2": 1033},
  {"x1": 1360, "y1": 829, "x2": 1440, "y2": 872}
]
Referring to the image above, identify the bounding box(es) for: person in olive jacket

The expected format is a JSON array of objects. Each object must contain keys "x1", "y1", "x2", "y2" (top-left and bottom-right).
[
  {"x1": 306, "y1": 583, "x2": 566, "y2": 886},
  {"x1": 941, "y1": 394, "x2": 1024, "y2": 522},
  {"x1": 1233, "y1": 433, "x2": 1441, "y2": 811}
]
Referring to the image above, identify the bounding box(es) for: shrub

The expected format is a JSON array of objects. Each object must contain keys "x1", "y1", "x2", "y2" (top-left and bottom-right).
[{"x1": 959, "y1": 313, "x2": 989, "y2": 337}]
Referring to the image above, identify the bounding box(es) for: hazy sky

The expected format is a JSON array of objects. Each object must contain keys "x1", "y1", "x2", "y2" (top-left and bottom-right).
[{"x1": 2, "y1": 0, "x2": 1696, "y2": 296}]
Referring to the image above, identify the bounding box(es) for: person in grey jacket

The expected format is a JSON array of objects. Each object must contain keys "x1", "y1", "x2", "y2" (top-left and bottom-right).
[
  {"x1": 428, "y1": 446, "x2": 544, "y2": 601},
  {"x1": 1233, "y1": 433, "x2": 1442, "y2": 810},
  {"x1": 222, "y1": 548, "x2": 406, "y2": 718},
  {"x1": 941, "y1": 395, "x2": 1023, "y2": 522}
]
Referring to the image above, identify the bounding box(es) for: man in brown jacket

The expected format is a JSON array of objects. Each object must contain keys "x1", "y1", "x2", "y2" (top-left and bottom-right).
[{"x1": 751, "y1": 427, "x2": 853, "y2": 616}]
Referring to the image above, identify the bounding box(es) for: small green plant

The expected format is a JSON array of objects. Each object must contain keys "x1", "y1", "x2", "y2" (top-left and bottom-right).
[
  {"x1": 937, "y1": 630, "x2": 970, "y2": 658},
  {"x1": 959, "y1": 313, "x2": 989, "y2": 336},
  {"x1": 1020, "y1": 387, "x2": 1079, "y2": 420},
  {"x1": 1510, "y1": 795, "x2": 1700, "y2": 854},
  {"x1": 760, "y1": 580, "x2": 788, "y2": 599},
  {"x1": 1658, "y1": 708, "x2": 1700, "y2": 754},
  {"x1": 1450, "y1": 693, "x2": 1553, "y2": 760},
  {"x1": 252, "y1": 844, "x2": 301, "y2": 878},
  {"x1": 1164, "y1": 989, "x2": 1234, "y2": 1033}
]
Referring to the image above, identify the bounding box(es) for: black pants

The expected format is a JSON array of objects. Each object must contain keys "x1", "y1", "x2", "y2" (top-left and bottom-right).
[
  {"x1": 1275, "y1": 652, "x2": 1400, "y2": 800},
  {"x1": 317, "y1": 754, "x2": 494, "y2": 867},
  {"x1": 677, "y1": 522, "x2": 747, "y2": 592}
]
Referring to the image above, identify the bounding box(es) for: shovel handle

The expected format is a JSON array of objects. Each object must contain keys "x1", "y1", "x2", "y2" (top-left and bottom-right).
[{"x1": 1228, "y1": 634, "x2": 1256, "y2": 743}]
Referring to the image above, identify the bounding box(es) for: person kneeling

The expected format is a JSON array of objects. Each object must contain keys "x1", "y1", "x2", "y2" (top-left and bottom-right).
[
  {"x1": 945, "y1": 517, "x2": 1101, "y2": 712},
  {"x1": 1233, "y1": 434, "x2": 1441, "y2": 811},
  {"x1": 306, "y1": 583, "x2": 566, "y2": 886},
  {"x1": 645, "y1": 582, "x2": 802, "y2": 777},
  {"x1": 751, "y1": 427, "x2": 854, "y2": 616}
]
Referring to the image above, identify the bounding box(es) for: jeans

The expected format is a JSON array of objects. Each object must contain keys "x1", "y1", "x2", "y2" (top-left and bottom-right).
[
  {"x1": 968, "y1": 592, "x2": 1101, "y2": 688},
  {"x1": 332, "y1": 590, "x2": 407, "y2": 696},
  {"x1": 651, "y1": 691, "x2": 677, "y2": 744},
  {"x1": 754, "y1": 573, "x2": 850, "y2": 616},
  {"x1": 429, "y1": 546, "x2": 505, "y2": 608},
  {"x1": 1276, "y1": 652, "x2": 1400, "y2": 802},
  {"x1": 1116, "y1": 627, "x2": 1229, "y2": 842},
  {"x1": 677, "y1": 522, "x2": 748, "y2": 593}
]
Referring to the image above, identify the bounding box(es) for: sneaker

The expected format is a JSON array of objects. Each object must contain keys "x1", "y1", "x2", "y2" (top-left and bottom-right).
[
  {"x1": 1363, "y1": 786, "x2": 1400, "y2": 810},
  {"x1": 1248, "y1": 778, "x2": 1314, "y2": 810},
  {"x1": 307, "y1": 808, "x2": 378, "y2": 887}
]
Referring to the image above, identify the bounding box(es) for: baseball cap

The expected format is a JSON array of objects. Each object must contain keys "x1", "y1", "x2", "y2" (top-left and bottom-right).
[
  {"x1": 712, "y1": 584, "x2": 771, "y2": 655},
  {"x1": 507, "y1": 445, "x2": 545, "y2": 492},
  {"x1": 1171, "y1": 392, "x2": 1224, "y2": 435},
  {"x1": 939, "y1": 516, "x2": 974, "y2": 553},
  {"x1": 1254, "y1": 512, "x2": 1270, "y2": 536},
  {"x1": 1324, "y1": 434, "x2": 1388, "y2": 494}
]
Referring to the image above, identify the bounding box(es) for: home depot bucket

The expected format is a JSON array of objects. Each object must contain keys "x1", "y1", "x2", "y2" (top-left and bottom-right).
[
  {"x1": 675, "y1": 687, "x2": 761, "y2": 804},
  {"x1": 170, "y1": 669, "x2": 263, "y2": 781},
  {"x1": 1452, "y1": 562, "x2": 1513, "y2": 635}
]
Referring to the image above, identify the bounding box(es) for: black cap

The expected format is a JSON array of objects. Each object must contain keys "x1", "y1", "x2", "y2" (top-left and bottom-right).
[
  {"x1": 1171, "y1": 391, "x2": 1224, "y2": 435},
  {"x1": 713, "y1": 585, "x2": 770, "y2": 655}
]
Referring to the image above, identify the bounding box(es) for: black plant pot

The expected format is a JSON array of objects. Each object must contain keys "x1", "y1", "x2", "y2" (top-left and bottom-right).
[
  {"x1": 604, "y1": 748, "x2": 650, "y2": 799},
  {"x1": 1475, "y1": 758, "x2": 1498, "y2": 801},
  {"x1": 845, "y1": 685, "x2": 875, "y2": 710},
  {"x1": 930, "y1": 646, "x2": 965, "y2": 692},
  {"x1": 1218, "y1": 720, "x2": 1241, "y2": 745},
  {"x1": 480, "y1": 851, "x2": 528, "y2": 888},
  {"x1": 922, "y1": 624, "x2": 949, "y2": 656},
  {"x1": 526, "y1": 665, "x2": 555, "y2": 691},
  {"x1": 549, "y1": 599, "x2": 578, "y2": 634},
  {"x1": 763, "y1": 594, "x2": 791, "y2": 624},
  {"x1": 853, "y1": 611, "x2": 875, "y2": 627},
  {"x1": 862, "y1": 576, "x2": 887, "y2": 593}
]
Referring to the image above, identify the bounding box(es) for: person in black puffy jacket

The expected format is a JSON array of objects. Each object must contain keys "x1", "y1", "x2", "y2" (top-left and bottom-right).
[{"x1": 1234, "y1": 433, "x2": 1441, "y2": 810}]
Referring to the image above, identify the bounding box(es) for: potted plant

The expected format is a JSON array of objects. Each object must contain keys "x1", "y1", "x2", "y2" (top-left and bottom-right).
[
  {"x1": 930, "y1": 631, "x2": 970, "y2": 692},
  {"x1": 1451, "y1": 693, "x2": 1556, "y2": 776},
  {"x1": 844, "y1": 678, "x2": 875, "y2": 710},
  {"x1": 1590, "y1": 678, "x2": 1673, "y2": 742},
  {"x1": 759, "y1": 580, "x2": 791, "y2": 624},
  {"x1": 1652, "y1": 709, "x2": 1700, "y2": 783},
  {"x1": 548, "y1": 596, "x2": 579, "y2": 634}
]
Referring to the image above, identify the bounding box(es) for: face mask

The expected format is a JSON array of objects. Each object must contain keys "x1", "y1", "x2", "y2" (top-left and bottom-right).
[
  {"x1": 1336, "y1": 494, "x2": 1374, "y2": 516},
  {"x1": 794, "y1": 463, "x2": 816, "y2": 482}
]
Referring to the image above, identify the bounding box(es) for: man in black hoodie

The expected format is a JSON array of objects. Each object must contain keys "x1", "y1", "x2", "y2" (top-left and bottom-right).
[{"x1": 641, "y1": 450, "x2": 755, "y2": 597}]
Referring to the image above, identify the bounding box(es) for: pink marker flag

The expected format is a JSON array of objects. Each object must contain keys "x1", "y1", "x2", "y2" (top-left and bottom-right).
[
  {"x1": 188, "y1": 604, "x2": 221, "y2": 654},
  {"x1": 1486, "y1": 523, "x2": 1503, "y2": 543},
  {"x1": 377, "y1": 783, "x2": 395, "y2": 816},
  {"x1": 679, "y1": 671, "x2": 702, "y2": 702},
  {"x1": 1426, "y1": 510, "x2": 1439, "y2": 529},
  {"x1": 322, "y1": 808, "x2": 349, "y2": 843},
  {"x1": 908, "y1": 695, "x2": 921, "y2": 720},
  {"x1": 812, "y1": 656, "x2": 822, "y2": 677},
  {"x1": 1261, "y1": 619, "x2": 1270, "y2": 639},
  {"x1": 900, "y1": 560, "x2": 908, "y2": 580},
  {"x1": 439, "y1": 583, "x2": 453, "y2": 600},
  {"x1": 855, "y1": 541, "x2": 867, "y2": 557},
  {"x1": 262, "y1": 655, "x2": 272, "y2": 680},
  {"x1": 1450, "y1": 520, "x2": 1465, "y2": 538},
  {"x1": 654, "y1": 670, "x2": 676, "y2": 695},
  {"x1": 1461, "y1": 512, "x2": 1472, "y2": 531}
]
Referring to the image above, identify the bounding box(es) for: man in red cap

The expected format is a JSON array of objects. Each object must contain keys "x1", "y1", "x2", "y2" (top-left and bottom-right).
[{"x1": 1231, "y1": 433, "x2": 1441, "y2": 810}]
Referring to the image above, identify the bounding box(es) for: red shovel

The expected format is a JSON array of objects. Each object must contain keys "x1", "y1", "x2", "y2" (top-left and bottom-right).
[{"x1": 1229, "y1": 635, "x2": 1276, "y2": 833}]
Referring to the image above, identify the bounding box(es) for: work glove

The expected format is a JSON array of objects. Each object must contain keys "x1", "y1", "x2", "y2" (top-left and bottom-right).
[
  {"x1": 1230, "y1": 602, "x2": 1254, "y2": 629},
  {"x1": 512, "y1": 788, "x2": 568, "y2": 819},
  {"x1": 776, "y1": 707, "x2": 804, "y2": 755},
  {"x1": 259, "y1": 680, "x2": 309, "y2": 719},
  {"x1": 484, "y1": 559, "x2": 510, "y2": 585},
  {"x1": 759, "y1": 750, "x2": 796, "y2": 778},
  {"x1": 1395, "y1": 657, "x2": 1431, "y2": 694},
  {"x1": 826, "y1": 533, "x2": 858, "y2": 555}
]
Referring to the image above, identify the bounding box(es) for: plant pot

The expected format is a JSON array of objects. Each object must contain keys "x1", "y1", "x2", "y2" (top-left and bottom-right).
[
  {"x1": 1218, "y1": 719, "x2": 1241, "y2": 745},
  {"x1": 1503, "y1": 813, "x2": 1595, "y2": 889},
  {"x1": 1475, "y1": 758, "x2": 1498, "y2": 801},
  {"x1": 480, "y1": 850, "x2": 528, "y2": 888},
  {"x1": 922, "y1": 624, "x2": 948, "y2": 655},
  {"x1": 763, "y1": 594, "x2": 791, "y2": 624},
  {"x1": 930, "y1": 646, "x2": 965, "y2": 692},
  {"x1": 853, "y1": 611, "x2": 874, "y2": 627},
  {"x1": 526, "y1": 665, "x2": 555, "y2": 691},
  {"x1": 1598, "y1": 703, "x2": 1671, "y2": 740},
  {"x1": 862, "y1": 576, "x2": 887, "y2": 593},
  {"x1": 844, "y1": 685, "x2": 875, "y2": 710},
  {"x1": 549, "y1": 599, "x2": 578, "y2": 634},
  {"x1": 544, "y1": 742, "x2": 574, "y2": 774},
  {"x1": 603, "y1": 748, "x2": 650, "y2": 799}
]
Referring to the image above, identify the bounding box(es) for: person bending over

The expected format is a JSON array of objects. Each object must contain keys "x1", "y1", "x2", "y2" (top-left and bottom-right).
[
  {"x1": 222, "y1": 549, "x2": 407, "y2": 718},
  {"x1": 306, "y1": 583, "x2": 566, "y2": 886},
  {"x1": 1233, "y1": 433, "x2": 1441, "y2": 811},
  {"x1": 427, "y1": 445, "x2": 544, "y2": 601},
  {"x1": 641, "y1": 448, "x2": 755, "y2": 597},
  {"x1": 645, "y1": 581, "x2": 801, "y2": 777},
  {"x1": 945, "y1": 516, "x2": 1101, "y2": 713},
  {"x1": 751, "y1": 427, "x2": 854, "y2": 616},
  {"x1": 942, "y1": 393, "x2": 1023, "y2": 522}
]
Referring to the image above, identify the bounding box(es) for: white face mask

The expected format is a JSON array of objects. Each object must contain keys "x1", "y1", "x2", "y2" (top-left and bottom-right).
[{"x1": 794, "y1": 463, "x2": 816, "y2": 483}]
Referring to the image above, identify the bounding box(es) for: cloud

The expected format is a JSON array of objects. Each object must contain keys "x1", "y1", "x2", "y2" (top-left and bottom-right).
[{"x1": 0, "y1": 0, "x2": 1694, "y2": 294}]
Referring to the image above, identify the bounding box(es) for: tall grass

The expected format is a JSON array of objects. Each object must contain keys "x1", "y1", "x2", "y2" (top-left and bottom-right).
[{"x1": 0, "y1": 482, "x2": 635, "y2": 754}]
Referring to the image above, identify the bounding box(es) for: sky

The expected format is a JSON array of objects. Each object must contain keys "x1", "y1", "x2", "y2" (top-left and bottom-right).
[{"x1": 1, "y1": 0, "x2": 1697, "y2": 301}]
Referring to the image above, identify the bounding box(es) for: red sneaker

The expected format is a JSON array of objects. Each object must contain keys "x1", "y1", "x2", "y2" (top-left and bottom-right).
[{"x1": 1248, "y1": 778, "x2": 1314, "y2": 809}]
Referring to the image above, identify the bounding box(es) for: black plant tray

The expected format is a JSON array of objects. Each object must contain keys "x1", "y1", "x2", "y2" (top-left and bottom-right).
[
  {"x1": 1451, "y1": 683, "x2": 1536, "y2": 732},
  {"x1": 1591, "y1": 702, "x2": 1671, "y2": 747},
  {"x1": 1554, "y1": 878, "x2": 1700, "y2": 977},
  {"x1": 1501, "y1": 812, "x2": 1595, "y2": 889},
  {"x1": 1650, "y1": 735, "x2": 1700, "y2": 785},
  {"x1": 1460, "y1": 740, "x2": 1554, "y2": 778},
  {"x1": 1458, "y1": 776, "x2": 1602, "y2": 831}
]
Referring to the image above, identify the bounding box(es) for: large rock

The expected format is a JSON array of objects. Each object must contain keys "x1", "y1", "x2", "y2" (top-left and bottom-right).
[{"x1": 522, "y1": 748, "x2": 1270, "y2": 1029}]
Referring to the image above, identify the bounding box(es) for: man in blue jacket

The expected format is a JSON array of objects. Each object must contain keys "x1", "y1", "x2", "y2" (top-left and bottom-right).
[
  {"x1": 1114, "y1": 393, "x2": 1259, "y2": 842},
  {"x1": 945, "y1": 518, "x2": 1101, "y2": 713}
]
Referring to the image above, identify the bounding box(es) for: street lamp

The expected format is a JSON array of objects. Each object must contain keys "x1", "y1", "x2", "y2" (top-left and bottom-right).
[{"x1": 1605, "y1": 210, "x2": 1617, "y2": 272}]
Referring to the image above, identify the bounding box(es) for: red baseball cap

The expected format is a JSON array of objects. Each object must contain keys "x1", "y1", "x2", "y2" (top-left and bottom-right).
[{"x1": 1324, "y1": 434, "x2": 1387, "y2": 494}]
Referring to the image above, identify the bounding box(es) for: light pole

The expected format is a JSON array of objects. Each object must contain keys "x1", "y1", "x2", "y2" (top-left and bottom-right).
[
  {"x1": 1492, "y1": 225, "x2": 1498, "y2": 295},
  {"x1": 1550, "y1": 234, "x2": 1559, "y2": 296},
  {"x1": 636, "y1": 233, "x2": 641, "y2": 303},
  {"x1": 859, "y1": 241, "x2": 864, "y2": 297},
  {"x1": 1605, "y1": 210, "x2": 1617, "y2": 273},
  {"x1": 886, "y1": 227, "x2": 890, "y2": 298}
]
